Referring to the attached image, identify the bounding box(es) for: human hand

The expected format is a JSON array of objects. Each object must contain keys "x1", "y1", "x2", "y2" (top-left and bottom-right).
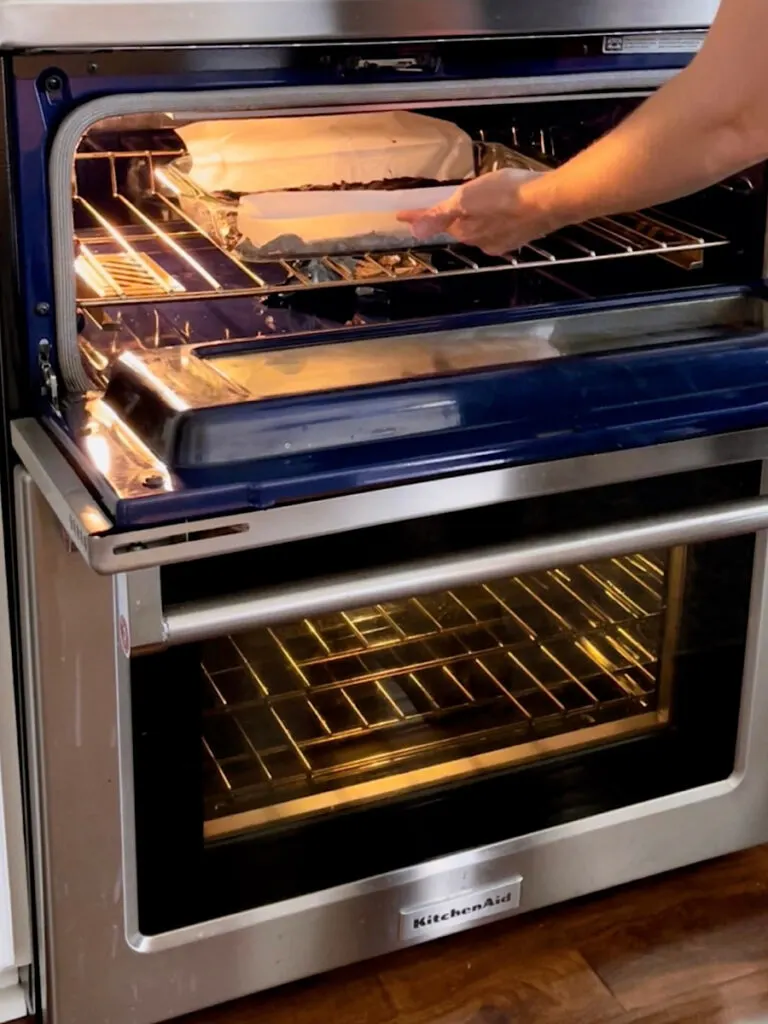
[{"x1": 397, "y1": 169, "x2": 554, "y2": 256}]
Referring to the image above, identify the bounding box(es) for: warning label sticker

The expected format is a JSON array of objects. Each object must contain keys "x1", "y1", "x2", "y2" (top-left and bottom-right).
[{"x1": 603, "y1": 32, "x2": 705, "y2": 55}]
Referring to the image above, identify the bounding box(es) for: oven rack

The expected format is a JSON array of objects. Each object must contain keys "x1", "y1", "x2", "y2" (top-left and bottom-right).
[
  {"x1": 202, "y1": 553, "x2": 667, "y2": 825},
  {"x1": 73, "y1": 147, "x2": 729, "y2": 310}
]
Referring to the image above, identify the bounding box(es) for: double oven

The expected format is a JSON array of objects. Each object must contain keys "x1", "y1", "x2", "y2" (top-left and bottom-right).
[{"x1": 5, "y1": 1, "x2": 768, "y2": 1021}]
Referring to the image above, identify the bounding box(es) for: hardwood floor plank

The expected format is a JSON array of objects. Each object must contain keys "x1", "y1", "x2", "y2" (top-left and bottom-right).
[
  {"x1": 177, "y1": 963, "x2": 397, "y2": 1024},
  {"x1": 378, "y1": 945, "x2": 622, "y2": 1024},
  {"x1": 573, "y1": 848, "x2": 768, "y2": 1010},
  {"x1": 560, "y1": 846, "x2": 768, "y2": 940},
  {"x1": 612, "y1": 967, "x2": 768, "y2": 1023}
]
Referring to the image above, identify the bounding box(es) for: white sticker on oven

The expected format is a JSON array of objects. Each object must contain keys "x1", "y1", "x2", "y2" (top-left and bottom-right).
[
  {"x1": 399, "y1": 877, "x2": 522, "y2": 940},
  {"x1": 115, "y1": 573, "x2": 131, "y2": 658},
  {"x1": 603, "y1": 32, "x2": 705, "y2": 54},
  {"x1": 118, "y1": 614, "x2": 131, "y2": 659}
]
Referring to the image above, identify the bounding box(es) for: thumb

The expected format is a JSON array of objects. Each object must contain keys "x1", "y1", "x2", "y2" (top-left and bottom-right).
[
  {"x1": 397, "y1": 204, "x2": 459, "y2": 240},
  {"x1": 396, "y1": 207, "x2": 429, "y2": 224}
]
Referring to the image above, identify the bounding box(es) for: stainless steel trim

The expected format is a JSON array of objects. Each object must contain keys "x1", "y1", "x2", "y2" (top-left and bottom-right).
[
  {"x1": 163, "y1": 496, "x2": 768, "y2": 645},
  {"x1": 115, "y1": 571, "x2": 165, "y2": 651},
  {"x1": 14, "y1": 469, "x2": 51, "y2": 1018},
  {"x1": 10, "y1": 421, "x2": 111, "y2": 556},
  {"x1": 19, "y1": 463, "x2": 768, "y2": 1024},
  {"x1": 12, "y1": 418, "x2": 768, "y2": 576},
  {"x1": 656, "y1": 546, "x2": 687, "y2": 721},
  {"x1": 114, "y1": 579, "x2": 142, "y2": 954},
  {"x1": 0, "y1": 2, "x2": 718, "y2": 51},
  {"x1": 50, "y1": 73, "x2": 675, "y2": 393}
]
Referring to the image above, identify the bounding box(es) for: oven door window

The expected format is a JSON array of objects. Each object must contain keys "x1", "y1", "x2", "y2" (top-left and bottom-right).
[
  {"x1": 131, "y1": 464, "x2": 759, "y2": 933},
  {"x1": 201, "y1": 549, "x2": 676, "y2": 837}
]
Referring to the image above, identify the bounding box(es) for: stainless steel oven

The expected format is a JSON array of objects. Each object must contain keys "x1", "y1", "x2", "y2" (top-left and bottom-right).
[
  {"x1": 16, "y1": 438, "x2": 768, "y2": 1024},
  {"x1": 7, "y1": 2, "x2": 768, "y2": 1022}
]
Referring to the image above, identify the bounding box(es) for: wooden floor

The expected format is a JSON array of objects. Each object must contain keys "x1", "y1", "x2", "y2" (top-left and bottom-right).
[{"x1": 175, "y1": 844, "x2": 768, "y2": 1024}]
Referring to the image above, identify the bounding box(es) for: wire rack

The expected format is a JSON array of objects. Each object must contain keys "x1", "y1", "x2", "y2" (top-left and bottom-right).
[
  {"x1": 73, "y1": 147, "x2": 729, "y2": 310},
  {"x1": 202, "y1": 553, "x2": 669, "y2": 823}
]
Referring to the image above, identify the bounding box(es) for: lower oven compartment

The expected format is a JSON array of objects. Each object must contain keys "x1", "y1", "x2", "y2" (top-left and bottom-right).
[
  {"x1": 20, "y1": 435, "x2": 768, "y2": 1024},
  {"x1": 128, "y1": 461, "x2": 762, "y2": 934}
]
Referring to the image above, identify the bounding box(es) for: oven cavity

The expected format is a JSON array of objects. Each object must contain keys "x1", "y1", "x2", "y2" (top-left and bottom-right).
[
  {"x1": 73, "y1": 98, "x2": 758, "y2": 380},
  {"x1": 201, "y1": 548, "x2": 674, "y2": 836},
  {"x1": 65, "y1": 98, "x2": 768, "y2": 490}
]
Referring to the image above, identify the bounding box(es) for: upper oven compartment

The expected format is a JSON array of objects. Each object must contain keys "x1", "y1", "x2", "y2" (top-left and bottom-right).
[
  {"x1": 42, "y1": 81, "x2": 768, "y2": 526},
  {"x1": 68, "y1": 96, "x2": 762, "y2": 400}
]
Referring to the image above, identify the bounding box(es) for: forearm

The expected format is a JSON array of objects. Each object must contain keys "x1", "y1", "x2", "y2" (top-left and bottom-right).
[{"x1": 522, "y1": 0, "x2": 768, "y2": 231}]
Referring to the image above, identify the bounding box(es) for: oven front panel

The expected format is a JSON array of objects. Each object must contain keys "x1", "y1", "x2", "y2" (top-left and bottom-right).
[
  {"x1": 18, "y1": 454, "x2": 768, "y2": 1024},
  {"x1": 0, "y1": 0, "x2": 719, "y2": 50},
  {"x1": 127, "y1": 462, "x2": 760, "y2": 934}
]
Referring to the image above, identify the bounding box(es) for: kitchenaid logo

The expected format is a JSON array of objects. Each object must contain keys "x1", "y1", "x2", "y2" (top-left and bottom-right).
[
  {"x1": 399, "y1": 877, "x2": 522, "y2": 940},
  {"x1": 412, "y1": 891, "x2": 514, "y2": 929}
]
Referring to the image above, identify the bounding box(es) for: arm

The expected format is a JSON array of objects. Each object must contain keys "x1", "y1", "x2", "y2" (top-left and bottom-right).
[{"x1": 400, "y1": 0, "x2": 768, "y2": 255}]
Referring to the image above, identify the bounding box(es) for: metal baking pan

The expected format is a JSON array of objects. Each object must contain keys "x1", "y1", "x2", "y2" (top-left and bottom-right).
[{"x1": 159, "y1": 142, "x2": 548, "y2": 258}]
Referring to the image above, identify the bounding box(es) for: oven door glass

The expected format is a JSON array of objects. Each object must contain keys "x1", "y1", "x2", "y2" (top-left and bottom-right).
[
  {"x1": 130, "y1": 462, "x2": 760, "y2": 933},
  {"x1": 200, "y1": 547, "x2": 675, "y2": 836}
]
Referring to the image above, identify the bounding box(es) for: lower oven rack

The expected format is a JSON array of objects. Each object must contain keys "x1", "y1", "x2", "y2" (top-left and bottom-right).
[
  {"x1": 202, "y1": 552, "x2": 670, "y2": 834},
  {"x1": 73, "y1": 147, "x2": 728, "y2": 311}
]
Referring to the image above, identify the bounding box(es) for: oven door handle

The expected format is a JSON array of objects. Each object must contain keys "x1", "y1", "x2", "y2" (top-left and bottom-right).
[{"x1": 161, "y1": 495, "x2": 768, "y2": 646}]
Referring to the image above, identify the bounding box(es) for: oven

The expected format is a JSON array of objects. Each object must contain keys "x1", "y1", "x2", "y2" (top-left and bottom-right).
[{"x1": 7, "y1": 3, "x2": 768, "y2": 1022}]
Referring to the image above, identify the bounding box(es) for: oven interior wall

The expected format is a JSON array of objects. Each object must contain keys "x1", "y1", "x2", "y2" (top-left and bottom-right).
[
  {"x1": 130, "y1": 463, "x2": 759, "y2": 934},
  {"x1": 73, "y1": 97, "x2": 768, "y2": 382}
]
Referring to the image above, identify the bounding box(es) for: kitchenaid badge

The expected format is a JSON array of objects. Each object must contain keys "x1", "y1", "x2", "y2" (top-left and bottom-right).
[{"x1": 399, "y1": 877, "x2": 522, "y2": 940}]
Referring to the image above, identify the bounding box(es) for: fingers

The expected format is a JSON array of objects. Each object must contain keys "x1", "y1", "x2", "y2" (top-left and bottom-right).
[
  {"x1": 397, "y1": 200, "x2": 522, "y2": 253},
  {"x1": 400, "y1": 211, "x2": 517, "y2": 253},
  {"x1": 395, "y1": 208, "x2": 428, "y2": 224},
  {"x1": 397, "y1": 206, "x2": 459, "y2": 241},
  {"x1": 448, "y1": 218, "x2": 516, "y2": 255},
  {"x1": 398, "y1": 191, "x2": 461, "y2": 238}
]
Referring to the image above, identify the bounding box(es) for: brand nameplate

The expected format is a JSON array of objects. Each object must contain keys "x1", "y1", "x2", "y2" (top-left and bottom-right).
[{"x1": 399, "y1": 877, "x2": 522, "y2": 940}]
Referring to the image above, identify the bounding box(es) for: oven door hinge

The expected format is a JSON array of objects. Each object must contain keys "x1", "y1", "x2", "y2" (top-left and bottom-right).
[{"x1": 38, "y1": 339, "x2": 60, "y2": 415}]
